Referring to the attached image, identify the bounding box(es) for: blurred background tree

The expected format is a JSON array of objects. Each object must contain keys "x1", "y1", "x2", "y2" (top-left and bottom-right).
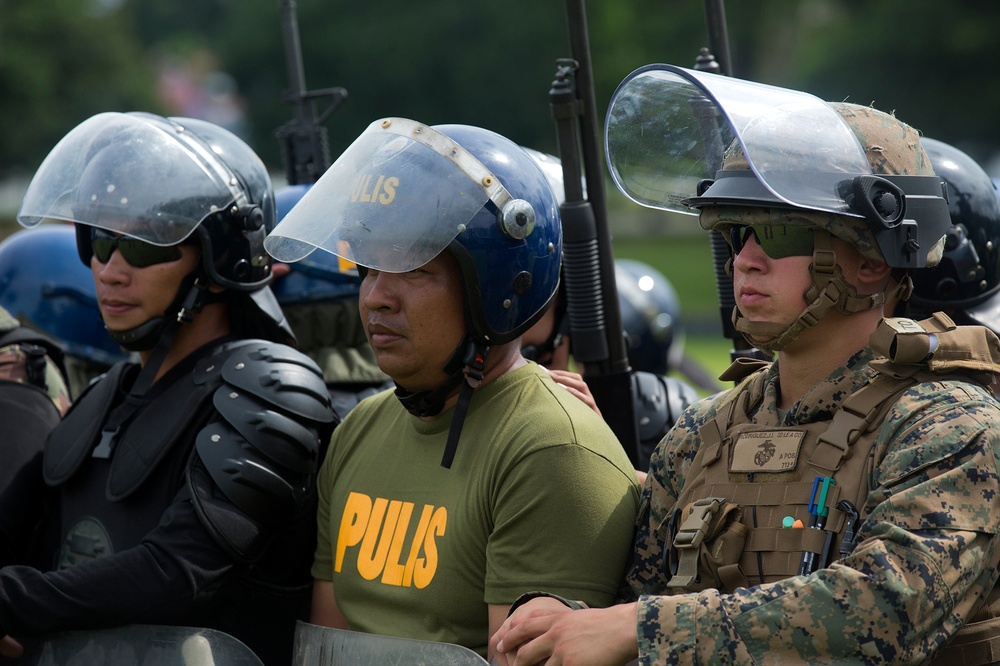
[
  {"x1": 4, "y1": 0, "x2": 1000, "y2": 183},
  {"x1": 3, "y1": 0, "x2": 999, "y2": 379}
]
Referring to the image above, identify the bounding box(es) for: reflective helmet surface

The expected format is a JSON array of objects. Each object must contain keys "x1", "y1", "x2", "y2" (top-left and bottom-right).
[
  {"x1": 0, "y1": 225, "x2": 127, "y2": 366},
  {"x1": 907, "y1": 138, "x2": 1000, "y2": 311},
  {"x1": 270, "y1": 184, "x2": 362, "y2": 306},
  {"x1": 266, "y1": 118, "x2": 563, "y2": 344},
  {"x1": 615, "y1": 259, "x2": 683, "y2": 376},
  {"x1": 17, "y1": 112, "x2": 275, "y2": 292}
]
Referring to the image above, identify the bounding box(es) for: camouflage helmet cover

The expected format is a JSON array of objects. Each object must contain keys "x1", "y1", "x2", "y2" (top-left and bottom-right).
[{"x1": 699, "y1": 103, "x2": 941, "y2": 265}]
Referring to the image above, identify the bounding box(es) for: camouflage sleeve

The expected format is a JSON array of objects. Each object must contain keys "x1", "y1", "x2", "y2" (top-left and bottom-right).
[
  {"x1": 42, "y1": 357, "x2": 71, "y2": 415},
  {"x1": 633, "y1": 381, "x2": 1000, "y2": 665},
  {"x1": 0, "y1": 344, "x2": 71, "y2": 415}
]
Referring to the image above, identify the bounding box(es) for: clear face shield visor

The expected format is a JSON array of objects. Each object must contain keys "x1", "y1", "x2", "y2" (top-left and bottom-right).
[
  {"x1": 264, "y1": 118, "x2": 524, "y2": 273},
  {"x1": 17, "y1": 112, "x2": 252, "y2": 246},
  {"x1": 604, "y1": 64, "x2": 873, "y2": 217},
  {"x1": 604, "y1": 65, "x2": 951, "y2": 269}
]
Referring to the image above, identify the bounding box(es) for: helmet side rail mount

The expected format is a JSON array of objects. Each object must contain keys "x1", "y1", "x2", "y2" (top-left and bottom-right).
[{"x1": 696, "y1": 169, "x2": 950, "y2": 270}]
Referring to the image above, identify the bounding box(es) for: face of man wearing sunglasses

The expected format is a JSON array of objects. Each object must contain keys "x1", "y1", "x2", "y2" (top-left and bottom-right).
[
  {"x1": 729, "y1": 222, "x2": 879, "y2": 346},
  {"x1": 89, "y1": 229, "x2": 201, "y2": 337}
]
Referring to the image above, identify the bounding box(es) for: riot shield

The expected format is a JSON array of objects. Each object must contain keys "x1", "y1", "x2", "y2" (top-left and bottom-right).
[
  {"x1": 0, "y1": 624, "x2": 263, "y2": 666},
  {"x1": 292, "y1": 622, "x2": 489, "y2": 666}
]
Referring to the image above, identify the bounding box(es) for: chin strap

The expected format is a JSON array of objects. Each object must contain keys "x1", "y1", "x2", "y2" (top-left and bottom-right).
[
  {"x1": 394, "y1": 334, "x2": 473, "y2": 418},
  {"x1": 734, "y1": 229, "x2": 913, "y2": 353},
  {"x1": 440, "y1": 341, "x2": 489, "y2": 469},
  {"x1": 92, "y1": 276, "x2": 214, "y2": 459},
  {"x1": 393, "y1": 333, "x2": 490, "y2": 469}
]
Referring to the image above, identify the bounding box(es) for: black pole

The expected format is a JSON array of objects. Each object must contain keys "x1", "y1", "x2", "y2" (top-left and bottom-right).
[
  {"x1": 555, "y1": 0, "x2": 639, "y2": 464},
  {"x1": 276, "y1": 0, "x2": 347, "y2": 186}
]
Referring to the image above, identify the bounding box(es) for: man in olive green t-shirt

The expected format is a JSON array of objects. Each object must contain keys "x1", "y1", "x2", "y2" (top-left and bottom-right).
[{"x1": 265, "y1": 118, "x2": 640, "y2": 659}]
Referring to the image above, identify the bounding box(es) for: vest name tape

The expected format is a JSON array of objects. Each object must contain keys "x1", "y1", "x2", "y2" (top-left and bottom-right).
[{"x1": 731, "y1": 430, "x2": 805, "y2": 473}]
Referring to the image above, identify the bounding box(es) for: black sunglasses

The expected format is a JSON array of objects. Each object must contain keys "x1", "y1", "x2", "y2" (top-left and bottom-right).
[
  {"x1": 728, "y1": 224, "x2": 814, "y2": 259},
  {"x1": 91, "y1": 228, "x2": 183, "y2": 268}
]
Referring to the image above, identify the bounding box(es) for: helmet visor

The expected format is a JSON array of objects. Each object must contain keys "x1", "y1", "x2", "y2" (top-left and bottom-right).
[
  {"x1": 265, "y1": 118, "x2": 513, "y2": 273},
  {"x1": 17, "y1": 112, "x2": 246, "y2": 246},
  {"x1": 604, "y1": 64, "x2": 872, "y2": 217}
]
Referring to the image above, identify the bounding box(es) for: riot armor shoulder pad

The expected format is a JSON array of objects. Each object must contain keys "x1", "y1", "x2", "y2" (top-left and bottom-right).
[
  {"x1": 633, "y1": 371, "x2": 699, "y2": 468},
  {"x1": 191, "y1": 339, "x2": 338, "y2": 561}
]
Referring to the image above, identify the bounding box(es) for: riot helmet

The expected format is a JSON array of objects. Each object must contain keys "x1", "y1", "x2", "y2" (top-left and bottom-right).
[
  {"x1": 266, "y1": 118, "x2": 562, "y2": 466},
  {"x1": 905, "y1": 138, "x2": 1000, "y2": 316},
  {"x1": 265, "y1": 118, "x2": 562, "y2": 347},
  {"x1": 517, "y1": 148, "x2": 570, "y2": 366},
  {"x1": 615, "y1": 258, "x2": 683, "y2": 376},
  {"x1": 270, "y1": 183, "x2": 362, "y2": 307},
  {"x1": 17, "y1": 112, "x2": 291, "y2": 353},
  {"x1": 0, "y1": 225, "x2": 128, "y2": 369},
  {"x1": 605, "y1": 66, "x2": 950, "y2": 352}
]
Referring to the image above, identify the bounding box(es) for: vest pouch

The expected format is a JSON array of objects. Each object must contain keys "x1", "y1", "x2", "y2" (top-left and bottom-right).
[{"x1": 666, "y1": 497, "x2": 748, "y2": 593}]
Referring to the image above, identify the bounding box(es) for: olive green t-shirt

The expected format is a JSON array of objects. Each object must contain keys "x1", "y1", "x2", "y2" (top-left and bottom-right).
[{"x1": 313, "y1": 362, "x2": 640, "y2": 656}]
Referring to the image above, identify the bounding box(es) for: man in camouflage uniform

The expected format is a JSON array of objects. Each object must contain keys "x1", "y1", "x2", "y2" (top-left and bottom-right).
[
  {"x1": 0, "y1": 304, "x2": 70, "y2": 498},
  {"x1": 0, "y1": 306, "x2": 70, "y2": 414},
  {"x1": 491, "y1": 67, "x2": 1000, "y2": 665}
]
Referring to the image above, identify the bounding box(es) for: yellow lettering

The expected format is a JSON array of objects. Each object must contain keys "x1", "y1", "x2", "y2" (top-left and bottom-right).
[
  {"x1": 369, "y1": 175, "x2": 385, "y2": 203},
  {"x1": 350, "y1": 175, "x2": 366, "y2": 202},
  {"x1": 356, "y1": 497, "x2": 394, "y2": 580},
  {"x1": 379, "y1": 177, "x2": 398, "y2": 205},
  {"x1": 403, "y1": 505, "x2": 434, "y2": 587},
  {"x1": 359, "y1": 175, "x2": 374, "y2": 202},
  {"x1": 381, "y1": 501, "x2": 414, "y2": 586},
  {"x1": 335, "y1": 492, "x2": 371, "y2": 572},
  {"x1": 413, "y1": 506, "x2": 447, "y2": 589}
]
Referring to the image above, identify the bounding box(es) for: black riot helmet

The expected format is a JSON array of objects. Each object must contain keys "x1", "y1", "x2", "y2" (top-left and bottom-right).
[
  {"x1": 906, "y1": 138, "x2": 1000, "y2": 315},
  {"x1": 615, "y1": 259, "x2": 684, "y2": 376},
  {"x1": 17, "y1": 112, "x2": 292, "y2": 352}
]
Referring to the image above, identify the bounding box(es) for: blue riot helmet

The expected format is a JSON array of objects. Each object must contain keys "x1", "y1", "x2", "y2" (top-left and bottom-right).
[
  {"x1": 615, "y1": 258, "x2": 684, "y2": 376},
  {"x1": 266, "y1": 117, "x2": 562, "y2": 347},
  {"x1": 17, "y1": 112, "x2": 292, "y2": 353},
  {"x1": 266, "y1": 118, "x2": 562, "y2": 466},
  {"x1": 905, "y1": 138, "x2": 1000, "y2": 322},
  {"x1": 270, "y1": 184, "x2": 362, "y2": 307},
  {"x1": 270, "y1": 183, "x2": 390, "y2": 416},
  {"x1": 0, "y1": 225, "x2": 127, "y2": 369}
]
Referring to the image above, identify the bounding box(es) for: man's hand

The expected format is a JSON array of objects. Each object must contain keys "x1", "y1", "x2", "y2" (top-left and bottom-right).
[
  {"x1": 0, "y1": 635, "x2": 23, "y2": 659},
  {"x1": 542, "y1": 368, "x2": 601, "y2": 417},
  {"x1": 490, "y1": 598, "x2": 638, "y2": 666}
]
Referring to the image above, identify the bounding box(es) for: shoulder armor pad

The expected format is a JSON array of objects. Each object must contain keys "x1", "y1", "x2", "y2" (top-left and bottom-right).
[
  {"x1": 194, "y1": 340, "x2": 337, "y2": 538},
  {"x1": 871, "y1": 312, "x2": 1000, "y2": 382},
  {"x1": 633, "y1": 371, "x2": 698, "y2": 445}
]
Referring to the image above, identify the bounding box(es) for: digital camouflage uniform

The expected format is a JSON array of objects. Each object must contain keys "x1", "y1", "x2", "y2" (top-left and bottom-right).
[
  {"x1": 0, "y1": 306, "x2": 70, "y2": 414},
  {"x1": 598, "y1": 68, "x2": 1000, "y2": 665},
  {"x1": 628, "y1": 334, "x2": 1000, "y2": 664}
]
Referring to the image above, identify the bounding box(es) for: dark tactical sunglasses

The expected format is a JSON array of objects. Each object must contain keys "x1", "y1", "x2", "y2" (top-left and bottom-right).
[
  {"x1": 91, "y1": 228, "x2": 183, "y2": 268},
  {"x1": 728, "y1": 224, "x2": 815, "y2": 259}
]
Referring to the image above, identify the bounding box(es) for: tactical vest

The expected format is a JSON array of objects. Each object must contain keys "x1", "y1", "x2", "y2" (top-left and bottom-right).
[
  {"x1": 665, "y1": 361, "x2": 907, "y2": 592},
  {"x1": 44, "y1": 350, "x2": 217, "y2": 567},
  {"x1": 663, "y1": 313, "x2": 1000, "y2": 664}
]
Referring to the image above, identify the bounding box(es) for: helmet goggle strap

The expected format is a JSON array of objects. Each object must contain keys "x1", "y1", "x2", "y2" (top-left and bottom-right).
[{"x1": 734, "y1": 229, "x2": 909, "y2": 352}]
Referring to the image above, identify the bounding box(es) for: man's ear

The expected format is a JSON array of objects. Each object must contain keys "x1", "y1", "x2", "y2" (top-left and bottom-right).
[{"x1": 859, "y1": 258, "x2": 891, "y2": 280}]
